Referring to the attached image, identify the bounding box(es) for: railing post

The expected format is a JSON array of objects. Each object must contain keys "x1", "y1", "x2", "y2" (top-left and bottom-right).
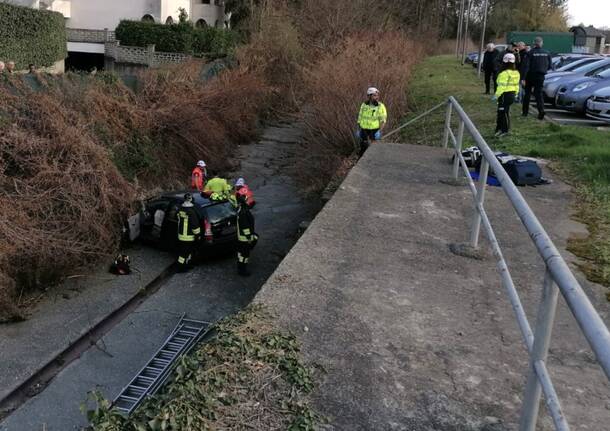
[
  {"x1": 442, "y1": 101, "x2": 453, "y2": 149},
  {"x1": 452, "y1": 120, "x2": 465, "y2": 179},
  {"x1": 519, "y1": 269, "x2": 559, "y2": 431},
  {"x1": 469, "y1": 157, "x2": 488, "y2": 248}
]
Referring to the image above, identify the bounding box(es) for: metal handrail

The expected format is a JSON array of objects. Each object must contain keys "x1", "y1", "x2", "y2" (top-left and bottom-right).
[{"x1": 390, "y1": 96, "x2": 610, "y2": 431}]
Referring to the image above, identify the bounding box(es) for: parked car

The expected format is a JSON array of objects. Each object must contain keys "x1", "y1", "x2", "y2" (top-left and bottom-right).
[
  {"x1": 470, "y1": 44, "x2": 508, "y2": 68},
  {"x1": 543, "y1": 58, "x2": 610, "y2": 103},
  {"x1": 586, "y1": 86, "x2": 610, "y2": 123},
  {"x1": 551, "y1": 54, "x2": 599, "y2": 70},
  {"x1": 135, "y1": 191, "x2": 237, "y2": 253},
  {"x1": 555, "y1": 68, "x2": 610, "y2": 113}
]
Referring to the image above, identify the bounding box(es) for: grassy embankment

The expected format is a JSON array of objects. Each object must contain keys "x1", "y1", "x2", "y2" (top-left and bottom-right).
[
  {"x1": 402, "y1": 55, "x2": 610, "y2": 291},
  {"x1": 86, "y1": 306, "x2": 320, "y2": 430}
]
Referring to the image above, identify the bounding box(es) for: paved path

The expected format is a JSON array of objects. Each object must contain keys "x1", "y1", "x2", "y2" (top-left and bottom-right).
[
  {"x1": 257, "y1": 143, "x2": 610, "y2": 430},
  {"x1": 0, "y1": 122, "x2": 318, "y2": 431}
]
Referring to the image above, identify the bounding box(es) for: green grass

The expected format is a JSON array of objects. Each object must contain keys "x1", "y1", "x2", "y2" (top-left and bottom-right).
[{"x1": 402, "y1": 55, "x2": 610, "y2": 289}]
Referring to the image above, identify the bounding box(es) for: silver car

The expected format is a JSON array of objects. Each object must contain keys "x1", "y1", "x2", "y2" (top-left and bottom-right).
[
  {"x1": 543, "y1": 58, "x2": 610, "y2": 102},
  {"x1": 586, "y1": 86, "x2": 610, "y2": 123}
]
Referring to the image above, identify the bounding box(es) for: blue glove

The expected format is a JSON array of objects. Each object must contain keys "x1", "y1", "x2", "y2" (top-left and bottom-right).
[
  {"x1": 491, "y1": 95, "x2": 497, "y2": 102},
  {"x1": 374, "y1": 131, "x2": 382, "y2": 140}
]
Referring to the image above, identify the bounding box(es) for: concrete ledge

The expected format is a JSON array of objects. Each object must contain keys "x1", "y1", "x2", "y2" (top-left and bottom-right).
[
  {"x1": 0, "y1": 247, "x2": 173, "y2": 403},
  {"x1": 255, "y1": 143, "x2": 610, "y2": 430}
]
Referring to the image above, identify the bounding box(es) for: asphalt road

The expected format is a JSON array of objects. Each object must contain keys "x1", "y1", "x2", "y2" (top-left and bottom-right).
[
  {"x1": 534, "y1": 104, "x2": 609, "y2": 127},
  {"x1": 0, "y1": 122, "x2": 319, "y2": 431}
]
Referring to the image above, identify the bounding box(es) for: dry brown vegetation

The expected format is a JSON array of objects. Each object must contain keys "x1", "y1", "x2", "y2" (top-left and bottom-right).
[
  {"x1": 0, "y1": 64, "x2": 271, "y2": 319},
  {"x1": 232, "y1": 1, "x2": 425, "y2": 193},
  {"x1": 298, "y1": 32, "x2": 423, "y2": 192}
]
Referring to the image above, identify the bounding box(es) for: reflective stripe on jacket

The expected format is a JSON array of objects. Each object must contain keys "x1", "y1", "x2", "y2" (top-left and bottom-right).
[
  {"x1": 495, "y1": 70, "x2": 521, "y2": 98},
  {"x1": 358, "y1": 102, "x2": 387, "y2": 130},
  {"x1": 178, "y1": 206, "x2": 201, "y2": 242}
]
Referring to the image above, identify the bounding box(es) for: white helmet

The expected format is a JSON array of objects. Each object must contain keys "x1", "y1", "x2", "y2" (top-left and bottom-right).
[
  {"x1": 503, "y1": 53, "x2": 516, "y2": 63},
  {"x1": 235, "y1": 177, "x2": 246, "y2": 187},
  {"x1": 367, "y1": 87, "x2": 379, "y2": 96},
  {"x1": 197, "y1": 160, "x2": 206, "y2": 168}
]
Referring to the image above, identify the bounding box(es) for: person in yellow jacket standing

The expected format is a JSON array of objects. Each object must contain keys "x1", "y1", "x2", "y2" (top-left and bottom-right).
[
  {"x1": 494, "y1": 53, "x2": 521, "y2": 137},
  {"x1": 357, "y1": 87, "x2": 387, "y2": 157}
]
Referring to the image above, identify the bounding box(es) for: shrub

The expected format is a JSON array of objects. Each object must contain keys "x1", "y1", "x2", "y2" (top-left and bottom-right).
[
  {"x1": 296, "y1": 32, "x2": 423, "y2": 192},
  {"x1": 115, "y1": 20, "x2": 238, "y2": 57},
  {"x1": 0, "y1": 63, "x2": 271, "y2": 316},
  {"x1": 0, "y1": 2, "x2": 66, "y2": 69},
  {"x1": 193, "y1": 26, "x2": 238, "y2": 57},
  {"x1": 115, "y1": 20, "x2": 194, "y2": 53}
]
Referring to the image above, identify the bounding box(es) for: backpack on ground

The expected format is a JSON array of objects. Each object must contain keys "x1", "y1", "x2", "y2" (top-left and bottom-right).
[
  {"x1": 503, "y1": 159, "x2": 542, "y2": 186},
  {"x1": 452, "y1": 146, "x2": 481, "y2": 167},
  {"x1": 110, "y1": 254, "x2": 131, "y2": 275}
]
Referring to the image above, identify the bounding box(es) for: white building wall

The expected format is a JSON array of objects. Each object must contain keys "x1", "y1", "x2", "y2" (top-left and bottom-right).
[
  {"x1": 191, "y1": 3, "x2": 224, "y2": 27},
  {"x1": 161, "y1": 0, "x2": 189, "y2": 23},
  {"x1": 66, "y1": 0, "x2": 161, "y2": 30}
]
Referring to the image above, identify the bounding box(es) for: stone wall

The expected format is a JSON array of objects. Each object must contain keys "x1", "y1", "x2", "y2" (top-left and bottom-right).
[
  {"x1": 104, "y1": 41, "x2": 191, "y2": 68},
  {"x1": 66, "y1": 28, "x2": 116, "y2": 43}
]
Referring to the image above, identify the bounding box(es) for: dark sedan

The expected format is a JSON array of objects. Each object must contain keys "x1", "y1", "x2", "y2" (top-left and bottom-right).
[
  {"x1": 136, "y1": 191, "x2": 237, "y2": 252},
  {"x1": 555, "y1": 68, "x2": 610, "y2": 114}
]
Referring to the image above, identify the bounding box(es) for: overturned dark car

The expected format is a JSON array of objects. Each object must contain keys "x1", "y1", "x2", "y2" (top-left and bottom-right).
[{"x1": 126, "y1": 191, "x2": 237, "y2": 252}]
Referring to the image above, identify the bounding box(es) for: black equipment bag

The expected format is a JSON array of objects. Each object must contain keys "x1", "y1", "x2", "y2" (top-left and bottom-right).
[
  {"x1": 503, "y1": 159, "x2": 542, "y2": 186},
  {"x1": 452, "y1": 146, "x2": 481, "y2": 167},
  {"x1": 474, "y1": 151, "x2": 515, "y2": 175}
]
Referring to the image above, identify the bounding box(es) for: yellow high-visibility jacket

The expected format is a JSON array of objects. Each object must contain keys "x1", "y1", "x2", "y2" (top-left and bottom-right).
[
  {"x1": 203, "y1": 177, "x2": 232, "y2": 198},
  {"x1": 358, "y1": 101, "x2": 387, "y2": 130},
  {"x1": 495, "y1": 69, "x2": 520, "y2": 98}
]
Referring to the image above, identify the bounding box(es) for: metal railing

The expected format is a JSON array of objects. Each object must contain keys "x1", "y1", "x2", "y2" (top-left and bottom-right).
[{"x1": 386, "y1": 97, "x2": 610, "y2": 431}]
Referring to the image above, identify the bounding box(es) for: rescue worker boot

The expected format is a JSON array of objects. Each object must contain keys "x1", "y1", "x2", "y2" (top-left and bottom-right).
[{"x1": 237, "y1": 262, "x2": 251, "y2": 277}]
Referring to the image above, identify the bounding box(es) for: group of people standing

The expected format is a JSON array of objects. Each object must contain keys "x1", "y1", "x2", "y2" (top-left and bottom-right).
[
  {"x1": 482, "y1": 37, "x2": 553, "y2": 136},
  {"x1": 176, "y1": 160, "x2": 257, "y2": 276},
  {"x1": 0, "y1": 61, "x2": 38, "y2": 75}
]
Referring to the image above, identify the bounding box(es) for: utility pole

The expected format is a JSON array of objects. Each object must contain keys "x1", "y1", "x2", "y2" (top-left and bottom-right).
[
  {"x1": 477, "y1": 0, "x2": 489, "y2": 77},
  {"x1": 461, "y1": 0, "x2": 472, "y2": 65},
  {"x1": 456, "y1": 0, "x2": 465, "y2": 58}
]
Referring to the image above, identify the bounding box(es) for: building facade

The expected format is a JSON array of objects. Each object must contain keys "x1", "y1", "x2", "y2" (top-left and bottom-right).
[
  {"x1": 570, "y1": 26, "x2": 607, "y2": 54},
  {"x1": 9, "y1": 0, "x2": 225, "y2": 30}
]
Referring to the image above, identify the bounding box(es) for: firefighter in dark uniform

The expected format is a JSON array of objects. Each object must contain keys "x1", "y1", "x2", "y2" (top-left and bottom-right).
[
  {"x1": 236, "y1": 188, "x2": 258, "y2": 276},
  {"x1": 177, "y1": 193, "x2": 201, "y2": 272},
  {"x1": 521, "y1": 36, "x2": 552, "y2": 120}
]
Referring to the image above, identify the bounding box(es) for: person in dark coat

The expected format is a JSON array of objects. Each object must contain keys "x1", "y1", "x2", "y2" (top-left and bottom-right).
[
  {"x1": 482, "y1": 43, "x2": 500, "y2": 94},
  {"x1": 521, "y1": 37, "x2": 553, "y2": 120},
  {"x1": 236, "y1": 189, "x2": 258, "y2": 276},
  {"x1": 515, "y1": 42, "x2": 528, "y2": 102},
  {"x1": 176, "y1": 193, "x2": 201, "y2": 272}
]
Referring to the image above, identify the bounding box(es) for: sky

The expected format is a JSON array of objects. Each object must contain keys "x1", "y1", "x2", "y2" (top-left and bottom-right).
[{"x1": 567, "y1": 0, "x2": 610, "y2": 28}]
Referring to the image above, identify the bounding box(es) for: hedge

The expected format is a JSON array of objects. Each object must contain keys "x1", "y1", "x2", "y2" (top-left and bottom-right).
[
  {"x1": 115, "y1": 20, "x2": 194, "y2": 53},
  {"x1": 115, "y1": 20, "x2": 237, "y2": 57},
  {"x1": 0, "y1": 3, "x2": 67, "y2": 70}
]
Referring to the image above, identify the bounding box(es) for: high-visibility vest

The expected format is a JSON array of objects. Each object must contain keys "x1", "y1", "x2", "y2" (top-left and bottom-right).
[
  {"x1": 358, "y1": 101, "x2": 387, "y2": 130},
  {"x1": 177, "y1": 206, "x2": 201, "y2": 242},
  {"x1": 203, "y1": 177, "x2": 232, "y2": 199},
  {"x1": 191, "y1": 167, "x2": 206, "y2": 191},
  {"x1": 495, "y1": 69, "x2": 520, "y2": 98}
]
